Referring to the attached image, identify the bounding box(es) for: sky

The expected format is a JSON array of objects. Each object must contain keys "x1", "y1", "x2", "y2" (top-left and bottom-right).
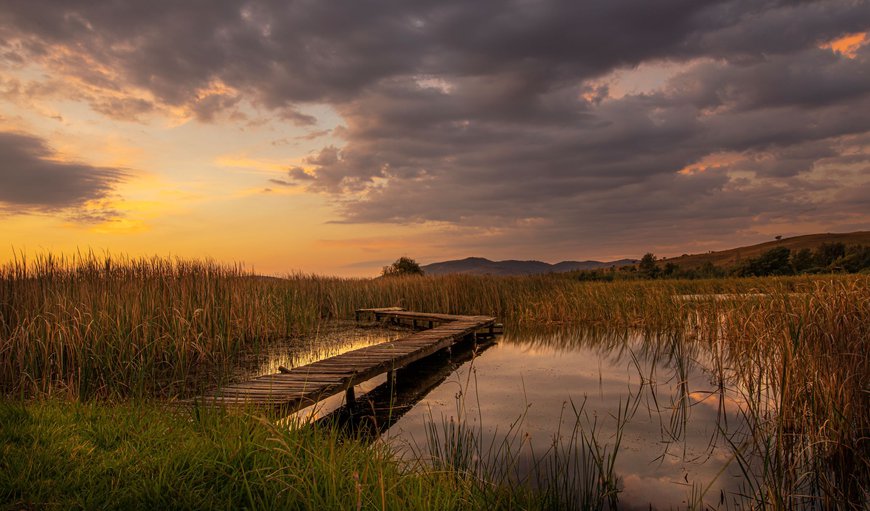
[{"x1": 1, "y1": 0, "x2": 868, "y2": 277}]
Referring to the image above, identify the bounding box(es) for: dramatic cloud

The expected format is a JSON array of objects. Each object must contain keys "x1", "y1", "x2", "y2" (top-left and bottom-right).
[
  {"x1": 1, "y1": 0, "x2": 868, "y2": 253},
  {"x1": 0, "y1": 131, "x2": 126, "y2": 211}
]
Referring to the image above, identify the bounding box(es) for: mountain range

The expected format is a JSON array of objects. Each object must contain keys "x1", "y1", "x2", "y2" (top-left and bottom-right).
[
  {"x1": 421, "y1": 257, "x2": 637, "y2": 276},
  {"x1": 419, "y1": 231, "x2": 870, "y2": 276}
]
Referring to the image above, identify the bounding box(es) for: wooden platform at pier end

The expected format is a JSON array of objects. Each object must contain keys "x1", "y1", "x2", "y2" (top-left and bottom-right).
[{"x1": 194, "y1": 309, "x2": 497, "y2": 414}]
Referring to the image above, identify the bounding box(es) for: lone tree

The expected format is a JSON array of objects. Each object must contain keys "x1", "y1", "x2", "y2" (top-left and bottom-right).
[
  {"x1": 381, "y1": 256, "x2": 424, "y2": 277},
  {"x1": 638, "y1": 252, "x2": 659, "y2": 278}
]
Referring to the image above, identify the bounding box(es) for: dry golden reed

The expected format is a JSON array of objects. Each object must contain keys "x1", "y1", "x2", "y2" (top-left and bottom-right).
[
  {"x1": 706, "y1": 278, "x2": 869, "y2": 507},
  {"x1": 0, "y1": 252, "x2": 861, "y2": 401}
]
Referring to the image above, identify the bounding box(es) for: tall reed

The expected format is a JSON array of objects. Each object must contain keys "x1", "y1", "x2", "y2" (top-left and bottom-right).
[
  {"x1": 693, "y1": 279, "x2": 869, "y2": 509},
  {"x1": 2, "y1": 252, "x2": 841, "y2": 399},
  {"x1": 0, "y1": 253, "x2": 321, "y2": 398}
]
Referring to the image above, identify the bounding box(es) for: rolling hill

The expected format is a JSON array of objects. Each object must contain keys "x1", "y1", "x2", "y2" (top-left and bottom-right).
[
  {"x1": 419, "y1": 232, "x2": 870, "y2": 276},
  {"x1": 421, "y1": 257, "x2": 637, "y2": 276},
  {"x1": 662, "y1": 231, "x2": 870, "y2": 269}
]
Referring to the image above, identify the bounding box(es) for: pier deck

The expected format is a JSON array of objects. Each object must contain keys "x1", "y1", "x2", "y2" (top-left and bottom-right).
[{"x1": 195, "y1": 308, "x2": 497, "y2": 414}]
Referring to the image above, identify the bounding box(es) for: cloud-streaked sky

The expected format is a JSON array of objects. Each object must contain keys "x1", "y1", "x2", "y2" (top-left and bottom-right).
[{"x1": 1, "y1": 0, "x2": 868, "y2": 276}]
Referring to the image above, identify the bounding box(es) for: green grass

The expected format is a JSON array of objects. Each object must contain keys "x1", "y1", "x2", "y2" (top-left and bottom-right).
[{"x1": 0, "y1": 399, "x2": 540, "y2": 510}]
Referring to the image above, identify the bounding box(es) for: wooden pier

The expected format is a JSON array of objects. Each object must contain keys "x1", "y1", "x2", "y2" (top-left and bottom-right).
[{"x1": 194, "y1": 308, "x2": 499, "y2": 415}]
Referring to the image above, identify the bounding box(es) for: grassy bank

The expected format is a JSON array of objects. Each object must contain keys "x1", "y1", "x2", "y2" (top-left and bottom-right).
[{"x1": 0, "y1": 399, "x2": 536, "y2": 510}]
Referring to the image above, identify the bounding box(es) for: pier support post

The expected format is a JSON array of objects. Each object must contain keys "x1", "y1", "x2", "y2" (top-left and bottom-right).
[{"x1": 345, "y1": 386, "x2": 356, "y2": 406}]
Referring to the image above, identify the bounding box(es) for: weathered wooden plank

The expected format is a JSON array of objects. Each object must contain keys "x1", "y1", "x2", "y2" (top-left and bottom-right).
[
  {"x1": 223, "y1": 384, "x2": 330, "y2": 393},
  {"x1": 194, "y1": 309, "x2": 497, "y2": 415},
  {"x1": 253, "y1": 373, "x2": 347, "y2": 380}
]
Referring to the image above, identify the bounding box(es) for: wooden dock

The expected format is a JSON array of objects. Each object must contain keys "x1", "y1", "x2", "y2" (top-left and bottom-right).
[
  {"x1": 194, "y1": 308, "x2": 498, "y2": 415},
  {"x1": 319, "y1": 336, "x2": 497, "y2": 439}
]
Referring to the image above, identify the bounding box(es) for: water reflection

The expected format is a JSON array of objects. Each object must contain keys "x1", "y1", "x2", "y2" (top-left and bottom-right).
[
  {"x1": 240, "y1": 322, "x2": 762, "y2": 508},
  {"x1": 234, "y1": 321, "x2": 406, "y2": 380},
  {"x1": 383, "y1": 326, "x2": 749, "y2": 509},
  {"x1": 318, "y1": 337, "x2": 496, "y2": 440}
]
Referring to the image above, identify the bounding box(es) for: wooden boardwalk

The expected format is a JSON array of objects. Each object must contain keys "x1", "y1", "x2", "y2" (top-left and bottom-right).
[{"x1": 195, "y1": 308, "x2": 497, "y2": 414}]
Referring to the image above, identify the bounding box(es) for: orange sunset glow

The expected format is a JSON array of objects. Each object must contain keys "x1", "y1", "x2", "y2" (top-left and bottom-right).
[{"x1": 1, "y1": 2, "x2": 868, "y2": 275}]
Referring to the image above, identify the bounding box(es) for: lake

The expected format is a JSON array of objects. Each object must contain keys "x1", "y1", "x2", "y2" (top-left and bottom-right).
[{"x1": 253, "y1": 323, "x2": 751, "y2": 509}]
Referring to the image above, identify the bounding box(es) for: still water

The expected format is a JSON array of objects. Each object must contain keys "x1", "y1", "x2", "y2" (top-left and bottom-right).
[
  {"x1": 383, "y1": 328, "x2": 747, "y2": 509},
  {"x1": 252, "y1": 324, "x2": 749, "y2": 509}
]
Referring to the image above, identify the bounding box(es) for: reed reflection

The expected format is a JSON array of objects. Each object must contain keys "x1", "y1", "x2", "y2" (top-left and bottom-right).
[
  {"x1": 385, "y1": 325, "x2": 749, "y2": 509},
  {"x1": 319, "y1": 337, "x2": 496, "y2": 441}
]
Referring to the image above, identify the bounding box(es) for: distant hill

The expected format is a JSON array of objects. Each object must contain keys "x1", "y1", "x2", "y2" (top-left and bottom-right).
[
  {"x1": 419, "y1": 232, "x2": 870, "y2": 277},
  {"x1": 663, "y1": 231, "x2": 870, "y2": 269},
  {"x1": 421, "y1": 257, "x2": 637, "y2": 276}
]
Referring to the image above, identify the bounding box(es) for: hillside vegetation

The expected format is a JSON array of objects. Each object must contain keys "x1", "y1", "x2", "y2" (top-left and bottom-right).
[
  {"x1": 567, "y1": 233, "x2": 870, "y2": 281},
  {"x1": 663, "y1": 231, "x2": 870, "y2": 268}
]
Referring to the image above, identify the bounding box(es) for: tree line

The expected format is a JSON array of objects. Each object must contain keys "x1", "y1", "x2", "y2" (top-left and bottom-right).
[
  {"x1": 378, "y1": 242, "x2": 870, "y2": 280},
  {"x1": 570, "y1": 242, "x2": 870, "y2": 281}
]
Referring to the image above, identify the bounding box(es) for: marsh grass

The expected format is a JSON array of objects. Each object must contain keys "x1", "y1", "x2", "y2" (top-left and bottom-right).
[
  {"x1": 705, "y1": 279, "x2": 870, "y2": 509},
  {"x1": 1, "y1": 252, "x2": 867, "y2": 508},
  {"x1": 414, "y1": 278, "x2": 869, "y2": 509},
  {"x1": 418, "y1": 389, "x2": 639, "y2": 510},
  {"x1": 0, "y1": 252, "x2": 842, "y2": 399}
]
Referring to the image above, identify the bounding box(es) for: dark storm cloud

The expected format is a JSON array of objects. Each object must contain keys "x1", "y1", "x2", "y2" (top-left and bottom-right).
[
  {"x1": 1, "y1": 0, "x2": 869, "y2": 251},
  {"x1": 669, "y1": 46, "x2": 870, "y2": 112},
  {"x1": 0, "y1": 0, "x2": 772, "y2": 109},
  {"x1": 0, "y1": 131, "x2": 126, "y2": 209}
]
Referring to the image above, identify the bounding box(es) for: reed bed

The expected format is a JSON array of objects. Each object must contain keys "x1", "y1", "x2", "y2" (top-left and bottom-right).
[
  {"x1": 0, "y1": 252, "x2": 841, "y2": 400},
  {"x1": 1, "y1": 253, "x2": 867, "y2": 507},
  {"x1": 0, "y1": 254, "x2": 320, "y2": 398},
  {"x1": 700, "y1": 279, "x2": 870, "y2": 509},
  {"x1": 393, "y1": 278, "x2": 868, "y2": 509}
]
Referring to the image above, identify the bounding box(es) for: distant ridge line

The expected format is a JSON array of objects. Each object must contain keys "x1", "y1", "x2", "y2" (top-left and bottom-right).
[
  {"x1": 419, "y1": 231, "x2": 870, "y2": 276},
  {"x1": 421, "y1": 257, "x2": 637, "y2": 276}
]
